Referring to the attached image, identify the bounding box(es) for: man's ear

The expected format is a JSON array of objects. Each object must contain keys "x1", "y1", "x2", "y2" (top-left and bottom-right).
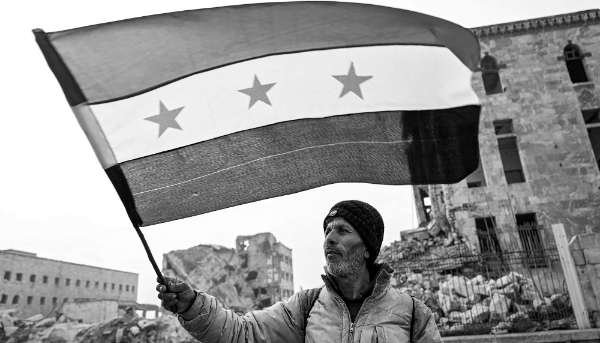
[{"x1": 364, "y1": 249, "x2": 370, "y2": 259}]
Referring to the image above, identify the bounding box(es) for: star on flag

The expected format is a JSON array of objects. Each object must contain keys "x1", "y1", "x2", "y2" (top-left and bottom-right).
[
  {"x1": 144, "y1": 101, "x2": 184, "y2": 137},
  {"x1": 238, "y1": 75, "x2": 277, "y2": 108},
  {"x1": 332, "y1": 62, "x2": 373, "y2": 99}
]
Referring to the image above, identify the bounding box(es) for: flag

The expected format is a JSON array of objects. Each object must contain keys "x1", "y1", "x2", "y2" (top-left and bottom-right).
[{"x1": 34, "y1": 2, "x2": 481, "y2": 227}]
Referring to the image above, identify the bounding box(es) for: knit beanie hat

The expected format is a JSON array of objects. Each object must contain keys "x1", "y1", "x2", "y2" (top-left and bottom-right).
[{"x1": 323, "y1": 200, "x2": 385, "y2": 266}]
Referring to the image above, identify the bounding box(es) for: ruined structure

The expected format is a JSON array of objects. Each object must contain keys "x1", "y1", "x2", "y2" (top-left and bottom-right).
[
  {"x1": 162, "y1": 232, "x2": 293, "y2": 313},
  {"x1": 0, "y1": 250, "x2": 138, "y2": 319},
  {"x1": 411, "y1": 9, "x2": 600, "y2": 323}
]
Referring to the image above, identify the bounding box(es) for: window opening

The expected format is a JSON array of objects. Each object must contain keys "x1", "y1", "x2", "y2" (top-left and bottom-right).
[
  {"x1": 27, "y1": 296, "x2": 33, "y2": 305},
  {"x1": 40, "y1": 297, "x2": 46, "y2": 305},
  {"x1": 30, "y1": 275, "x2": 36, "y2": 283},
  {"x1": 3, "y1": 271, "x2": 10, "y2": 281},
  {"x1": 475, "y1": 217, "x2": 502, "y2": 254},
  {"x1": 587, "y1": 127, "x2": 600, "y2": 171},
  {"x1": 493, "y1": 119, "x2": 514, "y2": 135},
  {"x1": 563, "y1": 41, "x2": 589, "y2": 83},
  {"x1": 43, "y1": 276, "x2": 48, "y2": 284},
  {"x1": 16, "y1": 273, "x2": 23, "y2": 282},
  {"x1": 86, "y1": 280, "x2": 90, "y2": 288},
  {"x1": 498, "y1": 137, "x2": 525, "y2": 184},
  {"x1": 55, "y1": 277, "x2": 60, "y2": 286},
  {"x1": 52, "y1": 297, "x2": 57, "y2": 305},
  {"x1": 516, "y1": 213, "x2": 546, "y2": 267},
  {"x1": 0, "y1": 294, "x2": 7, "y2": 304},
  {"x1": 12, "y1": 295, "x2": 19, "y2": 304},
  {"x1": 480, "y1": 53, "x2": 504, "y2": 95},
  {"x1": 76, "y1": 280, "x2": 80, "y2": 287},
  {"x1": 66, "y1": 279, "x2": 70, "y2": 286}
]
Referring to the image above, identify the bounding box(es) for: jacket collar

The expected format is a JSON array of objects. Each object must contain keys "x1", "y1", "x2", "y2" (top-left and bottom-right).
[{"x1": 321, "y1": 261, "x2": 394, "y2": 299}]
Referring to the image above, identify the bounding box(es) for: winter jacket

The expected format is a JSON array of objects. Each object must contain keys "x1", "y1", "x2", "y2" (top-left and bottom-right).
[{"x1": 177, "y1": 262, "x2": 441, "y2": 343}]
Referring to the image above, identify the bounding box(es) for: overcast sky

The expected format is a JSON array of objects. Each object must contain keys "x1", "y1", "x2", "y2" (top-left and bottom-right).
[{"x1": 1, "y1": 0, "x2": 597, "y2": 308}]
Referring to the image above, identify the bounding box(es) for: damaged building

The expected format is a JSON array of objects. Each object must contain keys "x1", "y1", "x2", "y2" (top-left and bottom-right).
[
  {"x1": 0, "y1": 249, "x2": 152, "y2": 321},
  {"x1": 397, "y1": 9, "x2": 600, "y2": 334},
  {"x1": 162, "y1": 232, "x2": 293, "y2": 313}
]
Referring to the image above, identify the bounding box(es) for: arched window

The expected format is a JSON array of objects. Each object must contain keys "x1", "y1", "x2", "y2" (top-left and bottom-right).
[
  {"x1": 563, "y1": 41, "x2": 588, "y2": 83},
  {"x1": 480, "y1": 53, "x2": 503, "y2": 95}
]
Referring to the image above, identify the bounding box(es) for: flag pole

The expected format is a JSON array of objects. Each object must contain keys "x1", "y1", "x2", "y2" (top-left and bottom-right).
[{"x1": 133, "y1": 224, "x2": 166, "y2": 285}]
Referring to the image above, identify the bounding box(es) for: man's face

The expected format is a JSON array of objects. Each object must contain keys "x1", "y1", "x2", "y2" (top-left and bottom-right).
[{"x1": 323, "y1": 217, "x2": 368, "y2": 277}]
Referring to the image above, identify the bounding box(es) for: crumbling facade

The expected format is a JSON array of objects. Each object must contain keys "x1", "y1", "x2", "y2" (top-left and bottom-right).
[
  {"x1": 162, "y1": 232, "x2": 293, "y2": 313},
  {"x1": 0, "y1": 250, "x2": 138, "y2": 319},
  {"x1": 412, "y1": 9, "x2": 600, "y2": 319}
]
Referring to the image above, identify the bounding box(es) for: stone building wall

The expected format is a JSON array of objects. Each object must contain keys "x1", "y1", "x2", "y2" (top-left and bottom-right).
[
  {"x1": 411, "y1": 9, "x2": 600, "y2": 316},
  {"x1": 0, "y1": 250, "x2": 138, "y2": 318},
  {"x1": 440, "y1": 10, "x2": 600, "y2": 249}
]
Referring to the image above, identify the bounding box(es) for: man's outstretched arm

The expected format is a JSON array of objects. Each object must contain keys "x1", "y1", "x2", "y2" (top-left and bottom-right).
[{"x1": 157, "y1": 276, "x2": 318, "y2": 343}]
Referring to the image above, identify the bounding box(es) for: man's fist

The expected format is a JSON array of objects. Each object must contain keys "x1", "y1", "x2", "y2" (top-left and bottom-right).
[{"x1": 156, "y1": 276, "x2": 196, "y2": 314}]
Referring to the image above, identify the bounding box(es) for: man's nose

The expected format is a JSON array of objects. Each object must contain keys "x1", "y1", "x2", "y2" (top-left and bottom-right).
[{"x1": 325, "y1": 230, "x2": 338, "y2": 245}]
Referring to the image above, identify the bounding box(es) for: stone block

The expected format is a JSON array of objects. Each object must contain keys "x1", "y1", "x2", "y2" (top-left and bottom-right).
[
  {"x1": 580, "y1": 234, "x2": 600, "y2": 250},
  {"x1": 572, "y1": 250, "x2": 587, "y2": 266},
  {"x1": 584, "y1": 248, "x2": 600, "y2": 265}
]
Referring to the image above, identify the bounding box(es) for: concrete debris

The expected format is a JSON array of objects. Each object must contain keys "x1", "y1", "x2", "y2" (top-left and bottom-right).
[
  {"x1": 33, "y1": 318, "x2": 56, "y2": 328},
  {"x1": 129, "y1": 326, "x2": 140, "y2": 336},
  {"x1": 115, "y1": 328, "x2": 124, "y2": 343},
  {"x1": 385, "y1": 264, "x2": 574, "y2": 335},
  {"x1": 22, "y1": 315, "x2": 42, "y2": 323},
  {"x1": 0, "y1": 312, "x2": 194, "y2": 343}
]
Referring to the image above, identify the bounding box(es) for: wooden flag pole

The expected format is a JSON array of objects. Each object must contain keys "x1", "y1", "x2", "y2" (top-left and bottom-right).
[
  {"x1": 133, "y1": 224, "x2": 166, "y2": 285},
  {"x1": 551, "y1": 223, "x2": 591, "y2": 329}
]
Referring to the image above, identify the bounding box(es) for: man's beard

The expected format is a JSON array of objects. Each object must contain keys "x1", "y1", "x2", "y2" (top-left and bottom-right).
[{"x1": 325, "y1": 244, "x2": 365, "y2": 278}]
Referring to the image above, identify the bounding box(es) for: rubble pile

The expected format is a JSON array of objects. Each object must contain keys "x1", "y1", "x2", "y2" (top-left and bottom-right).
[
  {"x1": 0, "y1": 310, "x2": 195, "y2": 343},
  {"x1": 379, "y1": 232, "x2": 478, "y2": 272},
  {"x1": 390, "y1": 270, "x2": 575, "y2": 335}
]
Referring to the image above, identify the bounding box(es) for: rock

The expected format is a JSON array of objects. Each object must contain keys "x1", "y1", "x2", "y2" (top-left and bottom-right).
[
  {"x1": 489, "y1": 293, "x2": 511, "y2": 318},
  {"x1": 443, "y1": 237, "x2": 454, "y2": 247},
  {"x1": 137, "y1": 319, "x2": 155, "y2": 329},
  {"x1": 129, "y1": 326, "x2": 140, "y2": 336},
  {"x1": 34, "y1": 317, "x2": 56, "y2": 328},
  {"x1": 473, "y1": 311, "x2": 490, "y2": 324},
  {"x1": 471, "y1": 275, "x2": 485, "y2": 285},
  {"x1": 496, "y1": 272, "x2": 524, "y2": 288},
  {"x1": 115, "y1": 327, "x2": 124, "y2": 343},
  {"x1": 24, "y1": 314, "x2": 43, "y2": 322},
  {"x1": 3, "y1": 326, "x2": 19, "y2": 337},
  {"x1": 1, "y1": 313, "x2": 14, "y2": 328},
  {"x1": 47, "y1": 323, "x2": 90, "y2": 343}
]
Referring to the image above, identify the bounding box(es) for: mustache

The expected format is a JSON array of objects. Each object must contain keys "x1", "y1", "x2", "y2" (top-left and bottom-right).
[{"x1": 324, "y1": 245, "x2": 343, "y2": 255}]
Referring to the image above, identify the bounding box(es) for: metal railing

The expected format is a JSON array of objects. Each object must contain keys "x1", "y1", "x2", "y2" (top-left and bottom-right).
[{"x1": 385, "y1": 225, "x2": 574, "y2": 336}]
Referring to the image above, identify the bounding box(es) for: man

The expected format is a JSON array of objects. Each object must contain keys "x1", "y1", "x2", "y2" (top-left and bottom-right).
[{"x1": 157, "y1": 200, "x2": 441, "y2": 342}]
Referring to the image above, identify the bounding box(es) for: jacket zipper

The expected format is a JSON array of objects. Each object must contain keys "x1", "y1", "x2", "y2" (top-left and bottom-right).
[{"x1": 322, "y1": 266, "x2": 388, "y2": 343}]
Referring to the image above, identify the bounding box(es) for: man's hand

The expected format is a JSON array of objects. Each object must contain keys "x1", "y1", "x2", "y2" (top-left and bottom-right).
[{"x1": 156, "y1": 276, "x2": 196, "y2": 314}]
